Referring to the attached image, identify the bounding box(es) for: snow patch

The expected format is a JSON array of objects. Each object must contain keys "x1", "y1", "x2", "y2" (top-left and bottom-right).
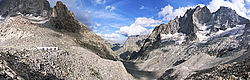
[
  {"x1": 25, "y1": 14, "x2": 45, "y2": 21},
  {"x1": 196, "y1": 24, "x2": 245, "y2": 43},
  {"x1": 247, "y1": 29, "x2": 250, "y2": 32},
  {"x1": 209, "y1": 24, "x2": 245, "y2": 39},
  {"x1": 15, "y1": 12, "x2": 48, "y2": 24},
  {"x1": 196, "y1": 24, "x2": 211, "y2": 43},
  {"x1": 161, "y1": 33, "x2": 187, "y2": 44},
  {"x1": 0, "y1": 15, "x2": 4, "y2": 22},
  {"x1": 17, "y1": 12, "x2": 46, "y2": 21}
]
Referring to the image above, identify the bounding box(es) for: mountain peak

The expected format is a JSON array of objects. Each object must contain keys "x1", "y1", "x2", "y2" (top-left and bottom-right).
[
  {"x1": 216, "y1": 6, "x2": 236, "y2": 14},
  {"x1": 50, "y1": 1, "x2": 80, "y2": 32},
  {"x1": 131, "y1": 6, "x2": 250, "y2": 60}
]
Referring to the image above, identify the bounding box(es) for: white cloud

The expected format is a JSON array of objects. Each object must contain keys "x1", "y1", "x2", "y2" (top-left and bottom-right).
[
  {"x1": 97, "y1": 33, "x2": 120, "y2": 38},
  {"x1": 140, "y1": 6, "x2": 145, "y2": 10},
  {"x1": 105, "y1": 6, "x2": 116, "y2": 12},
  {"x1": 117, "y1": 17, "x2": 161, "y2": 36},
  {"x1": 133, "y1": 17, "x2": 162, "y2": 27},
  {"x1": 103, "y1": 33, "x2": 120, "y2": 38},
  {"x1": 158, "y1": 5, "x2": 194, "y2": 21},
  {"x1": 246, "y1": 0, "x2": 250, "y2": 2},
  {"x1": 96, "y1": 23, "x2": 101, "y2": 26}
]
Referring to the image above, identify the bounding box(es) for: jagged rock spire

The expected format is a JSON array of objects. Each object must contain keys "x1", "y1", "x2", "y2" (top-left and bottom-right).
[{"x1": 50, "y1": 1, "x2": 80, "y2": 32}]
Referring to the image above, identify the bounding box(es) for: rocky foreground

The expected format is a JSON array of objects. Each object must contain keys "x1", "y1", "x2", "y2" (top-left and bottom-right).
[
  {"x1": 0, "y1": 0, "x2": 133, "y2": 80},
  {"x1": 187, "y1": 57, "x2": 250, "y2": 80}
]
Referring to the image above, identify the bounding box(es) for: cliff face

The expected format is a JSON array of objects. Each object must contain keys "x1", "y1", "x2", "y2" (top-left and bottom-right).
[
  {"x1": 0, "y1": 0, "x2": 50, "y2": 17},
  {"x1": 50, "y1": 1, "x2": 80, "y2": 32}
]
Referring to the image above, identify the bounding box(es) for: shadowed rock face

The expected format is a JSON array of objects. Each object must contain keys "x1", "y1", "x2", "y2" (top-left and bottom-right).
[
  {"x1": 210, "y1": 6, "x2": 249, "y2": 31},
  {"x1": 50, "y1": 1, "x2": 80, "y2": 32},
  {"x1": 131, "y1": 6, "x2": 249, "y2": 61},
  {"x1": 0, "y1": 0, "x2": 50, "y2": 17}
]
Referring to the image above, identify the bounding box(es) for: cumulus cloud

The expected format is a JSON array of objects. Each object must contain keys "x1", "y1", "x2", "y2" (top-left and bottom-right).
[
  {"x1": 105, "y1": 6, "x2": 116, "y2": 12},
  {"x1": 159, "y1": 0, "x2": 250, "y2": 21},
  {"x1": 133, "y1": 17, "x2": 162, "y2": 27},
  {"x1": 158, "y1": 4, "x2": 206, "y2": 21},
  {"x1": 140, "y1": 6, "x2": 145, "y2": 10},
  {"x1": 246, "y1": 0, "x2": 250, "y2": 2},
  {"x1": 97, "y1": 33, "x2": 120, "y2": 38},
  {"x1": 158, "y1": 5, "x2": 194, "y2": 21},
  {"x1": 96, "y1": 23, "x2": 101, "y2": 27},
  {"x1": 117, "y1": 17, "x2": 161, "y2": 37}
]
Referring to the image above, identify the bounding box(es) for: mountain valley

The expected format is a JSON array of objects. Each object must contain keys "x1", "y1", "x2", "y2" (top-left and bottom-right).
[{"x1": 0, "y1": 0, "x2": 249, "y2": 80}]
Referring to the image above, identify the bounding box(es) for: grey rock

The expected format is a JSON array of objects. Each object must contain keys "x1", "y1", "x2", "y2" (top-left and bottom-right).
[
  {"x1": 125, "y1": 6, "x2": 250, "y2": 80},
  {"x1": 0, "y1": 0, "x2": 50, "y2": 17},
  {"x1": 131, "y1": 6, "x2": 250, "y2": 61},
  {"x1": 209, "y1": 6, "x2": 249, "y2": 31},
  {"x1": 116, "y1": 35, "x2": 148, "y2": 60}
]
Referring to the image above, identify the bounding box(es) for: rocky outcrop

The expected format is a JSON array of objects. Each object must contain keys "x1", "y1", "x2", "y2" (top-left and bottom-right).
[
  {"x1": 0, "y1": 48, "x2": 134, "y2": 80},
  {"x1": 187, "y1": 57, "x2": 250, "y2": 80},
  {"x1": 0, "y1": 0, "x2": 50, "y2": 17},
  {"x1": 131, "y1": 6, "x2": 250, "y2": 60},
  {"x1": 192, "y1": 6, "x2": 212, "y2": 24},
  {"x1": 50, "y1": 1, "x2": 80, "y2": 32}
]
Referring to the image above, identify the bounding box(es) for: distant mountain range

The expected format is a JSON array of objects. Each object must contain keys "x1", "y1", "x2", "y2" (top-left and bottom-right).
[{"x1": 126, "y1": 5, "x2": 250, "y2": 80}]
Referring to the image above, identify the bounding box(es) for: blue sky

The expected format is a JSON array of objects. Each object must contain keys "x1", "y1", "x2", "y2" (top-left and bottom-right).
[{"x1": 48, "y1": 0, "x2": 250, "y2": 43}]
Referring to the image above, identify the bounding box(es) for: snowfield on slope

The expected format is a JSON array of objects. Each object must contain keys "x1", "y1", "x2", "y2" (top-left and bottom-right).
[{"x1": 161, "y1": 24, "x2": 246, "y2": 44}]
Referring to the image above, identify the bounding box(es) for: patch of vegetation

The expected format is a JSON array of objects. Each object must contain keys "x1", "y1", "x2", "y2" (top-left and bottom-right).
[
  {"x1": 69, "y1": 68, "x2": 74, "y2": 75},
  {"x1": 88, "y1": 67, "x2": 102, "y2": 79}
]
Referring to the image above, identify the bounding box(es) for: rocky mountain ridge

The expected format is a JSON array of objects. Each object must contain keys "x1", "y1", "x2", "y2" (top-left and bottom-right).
[
  {"x1": 121, "y1": 5, "x2": 250, "y2": 80},
  {"x1": 131, "y1": 6, "x2": 249, "y2": 60}
]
